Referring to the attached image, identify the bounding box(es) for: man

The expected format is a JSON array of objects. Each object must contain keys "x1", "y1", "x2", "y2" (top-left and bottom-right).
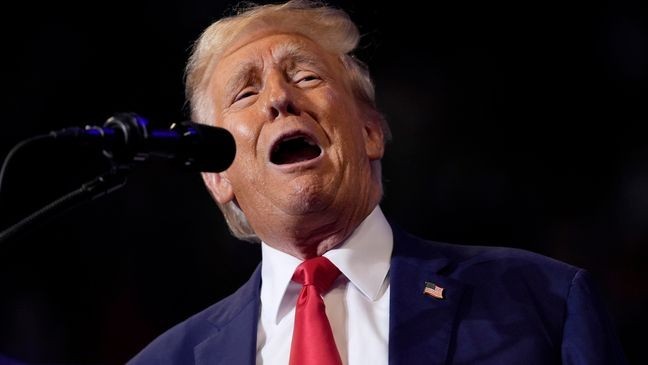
[{"x1": 129, "y1": 1, "x2": 627, "y2": 364}]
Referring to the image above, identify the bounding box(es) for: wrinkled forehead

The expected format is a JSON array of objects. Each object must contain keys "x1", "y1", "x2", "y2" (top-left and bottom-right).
[
  {"x1": 210, "y1": 33, "x2": 329, "y2": 90},
  {"x1": 221, "y1": 32, "x2": 318, "y2": 63},
  {"x1": 205, "y1": 31, "x2": 349, "y2": 117}
]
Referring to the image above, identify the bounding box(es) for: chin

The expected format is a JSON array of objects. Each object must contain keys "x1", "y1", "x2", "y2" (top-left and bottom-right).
[{"x1": 282, "y1": 179, "x2": 335, "y2": 215}]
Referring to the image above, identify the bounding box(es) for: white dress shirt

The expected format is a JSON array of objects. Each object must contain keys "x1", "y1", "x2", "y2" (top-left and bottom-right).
[{"x1": 256, "y1": 205, "x2": 393, "y2": 365}]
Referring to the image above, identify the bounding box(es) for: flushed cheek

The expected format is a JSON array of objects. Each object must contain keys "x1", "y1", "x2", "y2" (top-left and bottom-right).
[
  {"x1": 220, "y1": 127, "x2": 265, "y2": 189},
  {"x1": 323, "y1": 114, "x2": 365, "y2": 158},
  {"x1": 312, "y1": 104, "x2": 351, "y2": 149},
  {"x1": 226, "y1": 118, "x2": 263, "y2": 158}
]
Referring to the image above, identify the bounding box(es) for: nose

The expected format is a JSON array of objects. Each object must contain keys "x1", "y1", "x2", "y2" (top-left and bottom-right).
[{"x1": 264, "y1": 72, "x2": 300, "y2": 120}]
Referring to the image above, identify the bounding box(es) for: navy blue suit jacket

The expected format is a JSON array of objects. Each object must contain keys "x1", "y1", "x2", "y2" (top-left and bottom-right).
[{"x1": 128, "y1": 225, "x2": 627, "y2": 364}]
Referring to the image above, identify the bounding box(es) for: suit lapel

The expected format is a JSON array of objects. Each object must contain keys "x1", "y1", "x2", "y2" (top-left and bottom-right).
[
  {"x1": 194, "y1": 265, "x2": 262, "y2": 365},
  {"x1": 389, "y1": 226, "x2": 466, "y2": 365}
]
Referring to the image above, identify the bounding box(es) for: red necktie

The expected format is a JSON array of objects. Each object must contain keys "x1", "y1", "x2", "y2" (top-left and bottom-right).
[{"x1": 289, "y1": 256, "x2": 343, "y2": 365}]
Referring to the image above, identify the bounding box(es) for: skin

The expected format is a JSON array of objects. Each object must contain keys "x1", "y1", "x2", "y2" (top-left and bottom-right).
[{"x1": 202, "y1": 32, "x2": 384, "y2": 259}]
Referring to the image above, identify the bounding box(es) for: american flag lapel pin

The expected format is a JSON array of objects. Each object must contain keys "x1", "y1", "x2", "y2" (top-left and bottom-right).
[{"x1": 423, "y1": 281, "x2": 445, "y2": 299}]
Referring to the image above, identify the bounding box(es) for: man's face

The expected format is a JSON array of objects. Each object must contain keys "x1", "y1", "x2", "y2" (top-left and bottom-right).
[{"x1": 203, "y1": 32, "x2": 384, "y2": 241}]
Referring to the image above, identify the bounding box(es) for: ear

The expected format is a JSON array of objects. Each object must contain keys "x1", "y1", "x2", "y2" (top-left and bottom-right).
[
  {"x1": 363, "y1": 110, "x2": 385, "y2": 161},
  {"x1": 201, "y1": 172, "x2": 235, "y2": 204}
]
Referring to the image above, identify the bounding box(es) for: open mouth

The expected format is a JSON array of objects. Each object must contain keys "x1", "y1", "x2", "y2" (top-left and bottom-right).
[{"x1": 270, "y1": 133, "x2": 322, "y2": 165}]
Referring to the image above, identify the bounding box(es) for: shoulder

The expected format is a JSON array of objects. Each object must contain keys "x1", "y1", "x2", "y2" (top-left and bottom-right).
[
  {"x1": 127, "y1": 265, "x2": 261, "y2": 365},
  {"x1": 392, "y1": 224, "x2": 582, "y2": 296},
  {"x1": 126, "y1": 302, "x2": 222, "y2": 364}
]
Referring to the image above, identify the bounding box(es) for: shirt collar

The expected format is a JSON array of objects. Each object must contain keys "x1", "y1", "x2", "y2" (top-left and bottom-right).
[{"x1": 260, "y1": 205, "x2": 393, "y2": 322}]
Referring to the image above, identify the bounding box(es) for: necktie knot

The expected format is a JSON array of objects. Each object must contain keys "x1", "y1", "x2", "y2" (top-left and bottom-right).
[{"x1": 292, "y1": 256, "x2": 341, "y2": 296}]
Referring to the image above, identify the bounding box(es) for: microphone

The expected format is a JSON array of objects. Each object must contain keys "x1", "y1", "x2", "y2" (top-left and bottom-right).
[{"x1": 49, "y1": 112, "x2": 236, "y2": 172}]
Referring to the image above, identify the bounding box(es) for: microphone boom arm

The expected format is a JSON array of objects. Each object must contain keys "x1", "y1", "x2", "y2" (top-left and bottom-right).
[{"x1": 0, "y1": 166, "x2": 129, "y2": 245}]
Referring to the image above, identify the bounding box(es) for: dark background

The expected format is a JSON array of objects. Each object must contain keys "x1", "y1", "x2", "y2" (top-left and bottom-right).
[{"x1": 1, "y1": 0, "x2": 646, "y2": 364}]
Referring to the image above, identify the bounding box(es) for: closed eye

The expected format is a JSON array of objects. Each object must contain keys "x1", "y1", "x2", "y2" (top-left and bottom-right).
[
  {"x1": 295, "y1": 72, "x2": 322, "y2": 87},
  {"x1": 234, "y1": 89, "x2": 257, "y2": 103}
]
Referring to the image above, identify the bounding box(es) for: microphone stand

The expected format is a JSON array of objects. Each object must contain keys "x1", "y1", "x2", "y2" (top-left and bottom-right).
[
  {"x1": 0, "y1": 112, "x2": 236, "y2": 246},
  {"x1": 0, "y1": 166, "x2": 130, "y2": 245}
]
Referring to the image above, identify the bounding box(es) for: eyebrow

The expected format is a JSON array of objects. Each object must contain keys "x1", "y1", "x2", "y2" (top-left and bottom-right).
[
  {"x1": 224, "y1": 62, "x2": 259, "y2": 97},
  {"x1": 272, "y1": 42, "x2": 323, "y2": 70},
  {"x1": 222, "y1": 40, "x2": 327, "y2": 97}
]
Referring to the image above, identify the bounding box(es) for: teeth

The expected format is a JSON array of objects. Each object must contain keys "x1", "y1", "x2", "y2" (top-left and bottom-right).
[
  {"x1": 284, "y1": 135, "x2": 302, "y2": 142},
  {"x1": 277, "y1": 134, "x2": 317, "y2": 146}
]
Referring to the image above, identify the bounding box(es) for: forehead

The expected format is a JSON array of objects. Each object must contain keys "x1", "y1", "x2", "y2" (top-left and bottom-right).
[{"x1": 213, "y1": 33, "x2": 336, "y2": 79}]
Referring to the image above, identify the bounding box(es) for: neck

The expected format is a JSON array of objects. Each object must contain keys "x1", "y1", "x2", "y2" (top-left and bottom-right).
[{"x1": 259, "y1": 191, "x2": 380, "y2": 260}]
